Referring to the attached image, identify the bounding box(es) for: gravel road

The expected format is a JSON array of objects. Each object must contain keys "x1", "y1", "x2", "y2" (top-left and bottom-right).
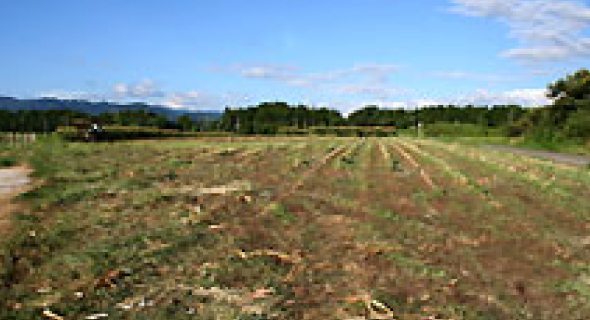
[
  {"x1": 0, "y1": 167, "x2": 31, "y2": 197},
  {"x1": 483, "y1": 145, "x2": 590, "y2": 167},
  {"x1": 0, "y1": 167, "x2": 31, "y2": 234}
]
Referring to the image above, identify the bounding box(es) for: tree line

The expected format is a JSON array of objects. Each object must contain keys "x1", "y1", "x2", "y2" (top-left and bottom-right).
[
  {"x1": 0, "y1": 109, "x2": 216, "y2": 133},
  {"x1": 218, "y1": 102, "x2": 346, "y2": 134},
  {"x1": 219, "y1": 68, "x2": 590, "y2": 141},
  {"x1": 513, "y1": 68, "x2": 590, "y2": 141},
  {"x1": 216, "y1": 102, "x2": 530, "y2": 134},
  {"x1": 2, "y1": 68, "x2": 590, "y2": 141},
  {"x1": 0, "y1": 101, "x2": 564, "y2": 137},
  {"x1": 347, "y1": 104, "x2": 527, "y2": 128}
]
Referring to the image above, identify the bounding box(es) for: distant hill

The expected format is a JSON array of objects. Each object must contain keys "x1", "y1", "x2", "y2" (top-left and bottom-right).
[{"x1": 0, "y1": 96, "x2": 222, "y2": 121}]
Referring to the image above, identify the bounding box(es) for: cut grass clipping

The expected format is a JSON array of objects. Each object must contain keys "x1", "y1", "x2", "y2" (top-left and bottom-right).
[{"x1": 2, "y1": 137, "x2": 590, "y2": 320}]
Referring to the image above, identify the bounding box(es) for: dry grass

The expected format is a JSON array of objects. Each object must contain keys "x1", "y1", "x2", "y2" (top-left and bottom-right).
[{"x1": 1, "y1": 137, "x2": 590, "y2": 320}]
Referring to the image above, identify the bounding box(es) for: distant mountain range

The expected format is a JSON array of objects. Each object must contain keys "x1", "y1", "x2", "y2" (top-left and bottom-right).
[{"x1": 0, "y1": 96, "x2": 223, "y2": 121}]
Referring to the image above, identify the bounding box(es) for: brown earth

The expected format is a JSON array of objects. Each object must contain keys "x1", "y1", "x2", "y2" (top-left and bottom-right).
[
  {"x1": 0, "y1": 166, "x2": 32, "y2": 235},
  {"x1": 5, "y1": 138, "x2": 590, "y2": 319}
]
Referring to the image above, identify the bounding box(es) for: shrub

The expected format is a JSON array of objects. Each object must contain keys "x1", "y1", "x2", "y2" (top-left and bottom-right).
[
  {"x1": 564, "y1": 109, "x2": 590, "y2": 139},
  {"x1": 520, "y1": 128, "x2": 570, "y2": 151},
  {"x1": 0, "y1": 157, "x2": 17, "y2": 167},
  {"x1": 423, "y1": 123, "x2": 499, "y2": 137}
]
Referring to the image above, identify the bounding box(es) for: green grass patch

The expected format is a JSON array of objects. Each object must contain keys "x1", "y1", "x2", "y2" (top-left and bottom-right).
[
  {"x1": 373, "y1": 210, "x2": 399, "y2": 220},
  {"x1": 385, "y1": 253, "x2": 448, "y2": 280},
  {"x1": 270, "y1": 203, "x2": 296, "y2": 223}
]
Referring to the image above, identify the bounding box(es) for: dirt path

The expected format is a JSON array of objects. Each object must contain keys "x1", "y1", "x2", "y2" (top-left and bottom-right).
[
  {"x1": 483, "y1": 144, "x2": 590, "y2": 166},
  {"x1": 0, "y1": 166, "x2": 31, "y2": 235}
]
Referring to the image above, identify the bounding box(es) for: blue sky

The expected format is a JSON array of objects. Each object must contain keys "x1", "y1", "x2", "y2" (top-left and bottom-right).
[{"x1": 2, "y1": 0, "x2": 590, "y2": 114}]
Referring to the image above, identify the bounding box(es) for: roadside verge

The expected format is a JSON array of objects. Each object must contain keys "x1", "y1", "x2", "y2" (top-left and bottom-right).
[{"x1": 0, "y1": 166, "x2": 32, "y2": 236}]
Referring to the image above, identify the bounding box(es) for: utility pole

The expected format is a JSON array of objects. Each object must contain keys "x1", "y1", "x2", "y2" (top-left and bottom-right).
[
  {"x1": 414, "y1": 113, "x2": 420, "y2": 137},
  {"x1": 418, "y1": 122, "x2": 423, "y2": 138},
  {"x1": 43, "y1": 116, "x2": 48, "y2": 136}
]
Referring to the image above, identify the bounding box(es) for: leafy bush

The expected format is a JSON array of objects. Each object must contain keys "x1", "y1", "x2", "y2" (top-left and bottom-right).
[
  {"x1": 519, "y1": 127, "x2": 572, "y2": 151},
  {"x1": 423, "y1": 123, "x2": 501, "y2": 137},
  {"x1": 564, "y1": 109, "x2": 590, "y2": 138},
  {"x1": 0, "y1": 156, "x2": 17, "y2": 167}
]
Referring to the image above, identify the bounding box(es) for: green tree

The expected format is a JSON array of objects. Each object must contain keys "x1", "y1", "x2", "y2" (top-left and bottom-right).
[
  {"x1": 177, "y1": 114, "x2": 194, "y2": 131},
  {"x1": 564, "y1": 108, "x2": 590, "y2": 139},
  {"x1": 547, "y1": 68, "x2": 590, "y2": 105}
]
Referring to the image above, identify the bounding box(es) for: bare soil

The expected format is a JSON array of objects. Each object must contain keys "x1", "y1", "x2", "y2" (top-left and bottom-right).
[
  {"x1": 0, "y1": 166, "x2": 31, "y2": 235},
  {"x1": 4, "y1": 138, "x2": 590, "y2": 319}
]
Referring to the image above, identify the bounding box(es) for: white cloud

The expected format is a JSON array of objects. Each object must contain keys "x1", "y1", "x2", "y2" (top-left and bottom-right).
[
  {"x1": 275, "y1": 88, "x2": 550, "y2": 116},
  {"x1": 366, "y1": 88, "x2": 551, "y2": 112},
  {"x1": 39, "y1": 85, "x2": 230, "y2": 112},
  {"x1": 363, "y1": 99, "x2": 448, "y2": 110},
  {"x1": 240, "y1": 65, "x2": 295, "y2": 81},
  {"x1": 449, "y1": 0, "x2": 590, "y2": 61},
  {"x1": 318, "y1": 101, "x2": 366, "y2": 117},
  {"x1": 528, "y1": 68, "x2": 554, "y2": 76},
  {"x1": 112, "y1": 79, "x2": 165, "y2": 98},
  {"x1": 325, "y1": 99, "x2": 449, "y2": 117},
  {"x1": 456, "y1": 88, "x2": 551, "y2": 105},
  {"x1": 349, "y1": 64, "x2": 400, "y2": 83},
  {"x1": 37, "y1": 86, "x2": 552, "y2": 118},
  {"x1": 110, "y1": 79, "x2": 230, "y2": 110},
  {"x1": 435, "y1": 88, "x2": 551, "y2": 106},
  {"x1": 334, "y1": 84, "x2": 411, "y2": 99},
  {"x1": 160, "y1": 91, "x2": 254, "y2": 111},
  {"x1": 160, "y1": 91, "x2": 238, "y2": 111},
  {"x1": 433, "y1": 70, "x2": 518, "y2": 82},
  {"x1": 207, "y1": 63, "x2": 404, "y2": 99},
  {"x1": 500, "y1": 46, "x2": 572, "y2": 60},
  {"x1": 502, "y1": 88, "x2": 552, "y2": 104},
  {"x1": 226, "y1": 63, "x2": 400, "y2": 85},
  {"x1": 161, "y1": 92, "x2": 202, "y2": 109},
  {"x1": 38, "y1": 90, "x2": 103, "y2": 101}
]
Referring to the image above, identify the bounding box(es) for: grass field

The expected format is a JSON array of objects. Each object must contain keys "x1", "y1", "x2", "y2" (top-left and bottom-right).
[{"x1": 2, "y1": 136, "x2": 590, "y2": 320}]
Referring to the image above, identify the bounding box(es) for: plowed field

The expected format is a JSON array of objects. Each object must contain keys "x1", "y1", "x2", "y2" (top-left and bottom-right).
[{"x1": 2, "y1": 137, "x2": 590, "y2": 320}]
